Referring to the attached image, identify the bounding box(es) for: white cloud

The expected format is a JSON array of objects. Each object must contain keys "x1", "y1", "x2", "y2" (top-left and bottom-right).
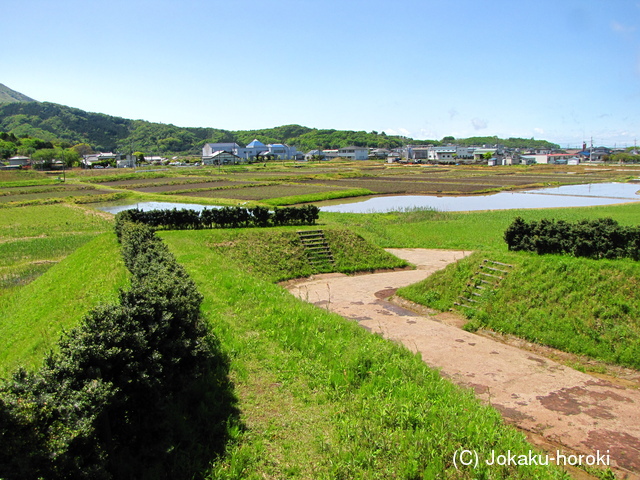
[
  {"x1": 471, "y1": 118, "x2": 488, "y2": 130},
  {"x1": 384, "y1": 127, "x2": 411, "y2": 137},
  {"x1": 534, "y1": 127, "x2": 545, "y2": 136},
  {"x1": 418, "y1": 128, "x2": 437, "y2": 140},
  {"x1": 448, "y1": 108, "x2": 459, "y2": 120},
  {"x1": 611, "y1": 21, "x2": 636, "y2": 33}
]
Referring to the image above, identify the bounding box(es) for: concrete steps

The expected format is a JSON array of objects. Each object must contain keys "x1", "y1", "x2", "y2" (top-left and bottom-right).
[
  {"x1": 297, "y1": 230, "x2": 335, "y2": 267},
  {"x1": 454, "y1": 259, "x2": 513, "y2": 309}
]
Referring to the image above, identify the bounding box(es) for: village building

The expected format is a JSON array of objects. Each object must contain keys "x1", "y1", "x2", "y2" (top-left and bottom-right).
[
  {"x1": 202, "y1": 139, "x2": 299, "y2": 162},
  {"x1": 202, "y1": 150, "x2": 243, "y2": 165},
  {"x1": 337, "y1": 146, "x2": 368, "y2": 160}
]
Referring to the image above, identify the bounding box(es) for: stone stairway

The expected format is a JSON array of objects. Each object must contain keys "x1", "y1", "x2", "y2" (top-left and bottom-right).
[
  {"x1": 455, "y1": 259, "x2": 513, "y2": 309},
  {"x1": 297, "y1": 230, "x2": 335, "y2": 267}
]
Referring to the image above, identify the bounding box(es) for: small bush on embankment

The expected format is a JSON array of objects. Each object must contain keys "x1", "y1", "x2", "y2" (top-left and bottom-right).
[
  {"x1": 505, "y1": 216, "x2": 640, "y2": 260},
  {"x1": 397, "y1": 251, "x2": 640, "y2": 370},
  {"x1": 0, "y1": 222, "x2": 236, "y2": 479},
  {"x1": 194, "y1": 227, "x2": 408, "y2": 282}
]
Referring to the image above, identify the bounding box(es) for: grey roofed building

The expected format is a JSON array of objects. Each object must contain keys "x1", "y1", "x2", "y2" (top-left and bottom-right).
[
  {"x1": 202, "y1": 143, "x2": 240, "y2": 157},
  {"x1": 8, "y1": 156, "x2": 30, "y2": 166},
  {"x1": 202, "y1": 150, "x2": 244, "y2": 165}
]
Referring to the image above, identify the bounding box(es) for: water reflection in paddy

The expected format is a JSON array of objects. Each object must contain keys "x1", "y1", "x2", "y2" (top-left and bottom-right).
[
  {"x1": 96, "y1": 183, "x2": 640, "y2": 215},
  {"x1": 317, "y1": 183, "x2": 640, "y2": 213}
]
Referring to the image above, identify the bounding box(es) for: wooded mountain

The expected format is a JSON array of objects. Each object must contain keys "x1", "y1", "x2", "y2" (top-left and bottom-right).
[
  {"x1": 0, "y1": 86, "x2": 559, "y2": 154},
  {"x1": 0, "y1": 83, "x2": 36, "y2": 104}
]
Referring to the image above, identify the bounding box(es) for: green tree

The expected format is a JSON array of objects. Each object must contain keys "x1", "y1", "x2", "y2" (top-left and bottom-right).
[
  {"x1": 0, "y1": 139, "x2": 17, "y2": 159},
  {"x1": 72, "y1": 143, "x2": 93, "y2": 156}
]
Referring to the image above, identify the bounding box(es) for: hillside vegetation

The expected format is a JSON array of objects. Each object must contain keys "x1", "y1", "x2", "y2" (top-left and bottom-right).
[
  {"x1": 0, "y1": 100, "x2": 560, "y2": 155},
  {"x1": 0, "y1": 83, "x2": 36, "y2": 104}
]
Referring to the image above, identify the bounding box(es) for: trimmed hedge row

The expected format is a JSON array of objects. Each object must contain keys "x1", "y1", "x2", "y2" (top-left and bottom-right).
[
  {"x1": 0, "y1": 223, "x2": 235, "y2": 479},
  {"x1": 115, "y1": 204, "x2": 320, "y2": 232},
  {"x1": 504, "y1": 216, "x2": 640, "y2": 260}
]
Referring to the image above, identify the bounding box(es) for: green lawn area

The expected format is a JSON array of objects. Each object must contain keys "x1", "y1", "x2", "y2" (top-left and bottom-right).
[
  {"x1": 161, "y1": 230, "x2": 566, "y2": 479},
  {"x1": 0, "y1": 204, "x2": 113, "y2": 300},
  {"x1": 0, "y1": 232, "x2": 129, "y2": 375},
  {"x1": 0, "y1": 190, "x2": 636, "y2": 477}
]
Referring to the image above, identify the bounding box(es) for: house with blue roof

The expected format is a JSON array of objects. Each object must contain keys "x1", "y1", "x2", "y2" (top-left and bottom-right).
[{"x1": 202, "y1": 138, "x2": 299, "y2": 162}]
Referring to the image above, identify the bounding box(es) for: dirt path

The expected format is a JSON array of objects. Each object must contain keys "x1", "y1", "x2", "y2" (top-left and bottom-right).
[{"x1": 286, "y1": 249, "x2": 640, "y2": 479}]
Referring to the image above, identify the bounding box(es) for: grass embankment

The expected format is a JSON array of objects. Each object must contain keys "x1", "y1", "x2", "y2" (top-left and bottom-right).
[
  {"x1": 321, "y1": 202, "x2": 640, "y2": 250},
  {"x1": 0, "y1": 204, "x2": 128, "y2": 375},
  {"x1": 199, "y1": 226, "x2": 407, "y2": 282},
  {"x1": 0, "y1": 204, "x2": 113, "y2": 298},
  {"x1": 161, "y1": 231, "x2": 566, "y2": 479},
  {"x1": 330, "y1": 203, "x2": 640, "y2": 370},
  {"x1": 0, "y1": 232, "x2": 129, "y2": 375},
  {"x1": 398, "y1": 251, "x2": 640, "y2": 370}
]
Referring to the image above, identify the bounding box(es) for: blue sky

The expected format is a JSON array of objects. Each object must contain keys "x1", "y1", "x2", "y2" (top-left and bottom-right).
[{"x1": 3, "y1": 0, "x2": 639, "y2": 147}]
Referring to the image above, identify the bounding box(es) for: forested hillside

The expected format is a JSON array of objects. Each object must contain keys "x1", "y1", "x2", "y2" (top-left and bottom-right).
[
  {"x1": 0, "y1": 83, "x2": 36, "y2": 104},
  {"x1": 0, "y1": 99, "x2": 559, "y2": 156}
]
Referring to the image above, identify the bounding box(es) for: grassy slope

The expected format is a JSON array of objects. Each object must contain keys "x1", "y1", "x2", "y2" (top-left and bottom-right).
[
  {"x1": 399, "y1": 251, "x2": 640, "y2": 369},
  {"x1": 194, "y1": 226, "x2": 408, "y2": 282},
  {"x1": 162, "y1": 230, "x2": 566, "y2": 479},
  {"x1": 0, "y1": 204, "x2": 113, "y2": 300},
  {"x1": 333, "y1": 202, "x2": 640, "y2": 370},
  {"x1": 0, "y1": 233, "x2": 129, "y2": 375}
]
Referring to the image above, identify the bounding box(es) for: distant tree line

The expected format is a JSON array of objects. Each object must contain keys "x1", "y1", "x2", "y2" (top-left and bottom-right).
[
  {"x1": 1, "y1": 102, "x2": 562, "y2": 157},
  {"x1": 115, "y1": 205, "x2": 320, "y2": 232},
  {"x1": 0, "y1": 221, "x2": 236, "y2": 479},
  {"x1": 602, "y1": 152, "x2": 640, "y2": 163},
  {"x1": 504, "y1": 217, "x2": 640, "y2": 260},
  {"x1": 0, "y1": 131, "x2": 84, "y2": 167}
]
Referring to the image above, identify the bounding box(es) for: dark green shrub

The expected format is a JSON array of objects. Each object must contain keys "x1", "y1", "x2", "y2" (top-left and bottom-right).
[
  {"x1": 504, "y1": 216, "x2": 639, "y2": 260},
  {"x1": 0, "y1": 222, "x2": 236, "y2": 479}
]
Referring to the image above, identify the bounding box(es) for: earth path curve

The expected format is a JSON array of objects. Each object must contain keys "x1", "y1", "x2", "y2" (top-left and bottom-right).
[{"x1": 286, "y1": 248, "x2": 640, "y2": 480}]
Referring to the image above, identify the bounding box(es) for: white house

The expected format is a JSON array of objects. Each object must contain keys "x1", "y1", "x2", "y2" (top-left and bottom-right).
[
  {"x1": 322, "y1": 149, "x2": 340, "y2": 160},
  {"x1": 338, "y1": 146, "x2": 368, "y2": 160},
  {"x1": 202, "y1": 150, "x2": 243, "y2": 165},
  {"x1": 267, "y1": 143, "x2": 298, "y2": 160},
  {"x1": 427, "y1": 146, "x2": 457, "y2": 162},
  {"x1": 82, "y1": 152, "x2": 118, "y2": 167},
  {"x1": 8, "y1": 156, "x2": 30, "y2": 167},
  {"x1": 202, "y1": 143, "x2": 240, "y2": 158},
  {"x1": 304, "y1": 149, "x2": 325, "y2": 161},
  {"x1": 202, "y1": 139, "x2": 298, "y2": 161}
]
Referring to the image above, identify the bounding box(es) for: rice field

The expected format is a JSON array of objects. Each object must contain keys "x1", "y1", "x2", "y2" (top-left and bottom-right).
[
  {"x1": 0, "y1": 204, "x2": 113, "y2": 299},
  {"x1": 1, "y1": 163, "x2": 636, "y2": 208},
  {"x1": 181, "y1": 183, "x2": 350, "y2": 200}
]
